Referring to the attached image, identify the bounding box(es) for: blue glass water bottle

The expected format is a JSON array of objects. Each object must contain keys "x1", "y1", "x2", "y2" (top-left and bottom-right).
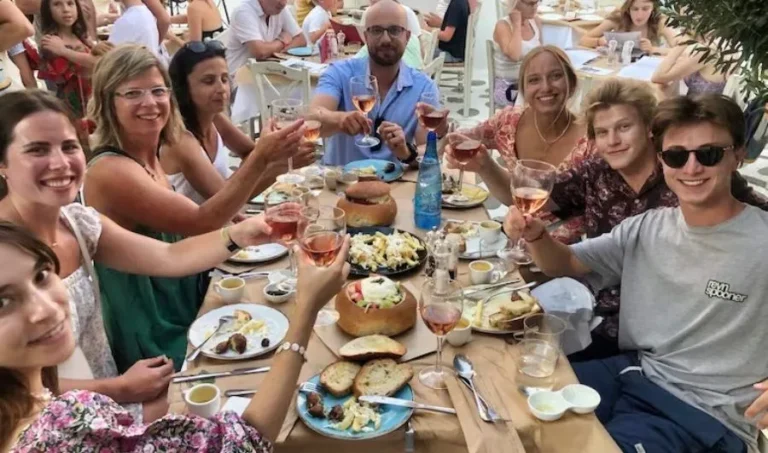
[{"x1": 414, "y1": 131, "x2": 442, "y2": 230}]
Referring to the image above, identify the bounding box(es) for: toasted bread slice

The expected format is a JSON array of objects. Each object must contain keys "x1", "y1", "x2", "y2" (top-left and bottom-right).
[
  {"x1": 353, "y1": 358, "x2": 413, "y2": 397},
  {"x1": 339, "y1": 335, "x2": 407, "y2": 361},
  {"x1": 319, "y1": 361, "x2": 362, "y2": 397}
]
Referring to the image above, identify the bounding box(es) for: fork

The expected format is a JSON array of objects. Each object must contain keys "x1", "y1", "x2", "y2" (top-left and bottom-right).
[{"x1": 300, "y1": 382, "x2": 320, "y2": 393}]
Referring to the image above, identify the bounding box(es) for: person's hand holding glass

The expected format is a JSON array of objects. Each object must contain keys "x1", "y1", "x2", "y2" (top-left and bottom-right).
[
  {"x1": 506, "y1": 159, "x2": 556, "y2": 265},
  {"x1": 442, "y1": 133, "x2": 485, "y2": 203},
  {"x1": 271, "y1": 98, "x2": 306, "y2": 184},
  {"x1": 349, "y1": 75, "x2": 380, "y2": 148},
  {"x1": 419, "y1": 273, "x2": 463, "y2": 389}
]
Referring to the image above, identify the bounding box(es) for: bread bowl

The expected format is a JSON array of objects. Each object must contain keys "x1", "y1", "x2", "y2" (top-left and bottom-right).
[
  {"x1": 337, "y1": 181, "x2": 397, "y2": 227},
  {"x1": 336, "y1": 276, "x2": 416, "y2": 337}
]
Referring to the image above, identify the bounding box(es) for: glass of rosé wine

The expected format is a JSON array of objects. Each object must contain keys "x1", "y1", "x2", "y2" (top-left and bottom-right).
[
  {"x1": 349, "y1": 75, "x2": 379, "y2": 148},
  {"x1": 446, "y1": 133, "x2": 482, "y2": 203},
  {"x1": 419, "y1": 272, "x2": 463, "y2": 389},
  {"x1": 417, "y1": 91, "x2": 449, "y2": 133},
  {"x1": 264, "y1": 189, "x2": 306, "y2": 280},
  {"x1": 508, "y1": 159, "x2": 556, "y2": 265}
]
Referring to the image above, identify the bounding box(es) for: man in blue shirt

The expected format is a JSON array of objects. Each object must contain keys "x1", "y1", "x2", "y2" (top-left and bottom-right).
[{"x1": 309, "y1": 0, "x2": 448, "y2": 165}]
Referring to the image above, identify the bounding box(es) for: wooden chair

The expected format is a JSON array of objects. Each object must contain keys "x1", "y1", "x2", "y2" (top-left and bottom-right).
[
  {"x1": 245, "y1": 60, "x2": 311, "y2": 133},
  {"x1": 495, "y1": 0, "x2": 506, "y2": 19},
  {"x1": 440, "y1": 5, "x2": 482, "y2": 117},
  {"x1": 420, "y1": 29, "x2": 440, "y2": 65},
  {"x1": 423, "y1": 53, "x2": 446, "y2": 82},
  {"x1": 486, "y1": 40, "x2": 497, "y2": 115}
]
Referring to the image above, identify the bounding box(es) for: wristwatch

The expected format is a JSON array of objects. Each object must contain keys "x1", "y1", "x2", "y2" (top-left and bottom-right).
[
  {"x1": 400, "y1": 142, "x2": 419, "y2": 165},
  {"x1": 221, "y1": 227, "x2": 243, "y2": 253}
]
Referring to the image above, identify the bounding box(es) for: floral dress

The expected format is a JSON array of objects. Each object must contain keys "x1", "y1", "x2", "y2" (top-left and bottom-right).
[
  {"x1": 11, "y1": 390, "x2": 272, "y2": 452},
  {"x1": 459, "y1": 105, "x2": 595, "y2": 243}
]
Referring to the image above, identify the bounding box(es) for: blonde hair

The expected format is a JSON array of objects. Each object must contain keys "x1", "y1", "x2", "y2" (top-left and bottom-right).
[
  {"x1": 88, "y1": 45, "x2": 183, "y2": 150},
  {"x1": 519, "y1": 45, "x2": 578, "y2": 102},
  {"x1": 582, "y1": 78, "x2": 658, "y2": 140}
]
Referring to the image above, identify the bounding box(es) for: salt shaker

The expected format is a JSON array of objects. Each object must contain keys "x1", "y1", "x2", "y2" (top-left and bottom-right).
[
  {"x1": 607, "y1": 39, "x2": 619, "y2": 66},
  {"x1": 621, "y1": 40, "x2": 634, "y2": 65}
]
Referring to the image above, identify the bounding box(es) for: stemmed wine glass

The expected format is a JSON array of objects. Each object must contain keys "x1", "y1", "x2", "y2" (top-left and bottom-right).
[
  {"x1": 349, "y1": 75, "x2": 379, "y2": 148},
  {"x1": 271, "y1": 98, "x2": 306, "y2": 185},
  {"x1": 298, "y1": 205, "x2": 346, "y2": 326},
  {"x1": 417, "y1": 91, "x2": 449, "y2": 133},
  {"x1": 264, "y1": 189, "x2": 306, "y2": 283},
  {"x1": 508, "y1": 159, "x2": 557, "y2": 265},
  {"x1": 447, "y1": 133, "x2": 482, "y2": 203},
  {"x1": 419, "y1": 272, "x2": 463, "y2": 389}
]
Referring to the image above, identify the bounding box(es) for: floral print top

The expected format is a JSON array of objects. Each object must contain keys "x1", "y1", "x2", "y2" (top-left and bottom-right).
[
  {"x1": 11, "y1": 390, "x2": 272, "y2": 453},
  {"x1": 459, "y1": 105, "x2": 595, "y2": 243}
]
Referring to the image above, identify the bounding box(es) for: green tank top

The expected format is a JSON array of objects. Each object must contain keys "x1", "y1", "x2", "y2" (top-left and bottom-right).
[{"x1": 88, "y1": 148, "x2": 206, "y2": 373}]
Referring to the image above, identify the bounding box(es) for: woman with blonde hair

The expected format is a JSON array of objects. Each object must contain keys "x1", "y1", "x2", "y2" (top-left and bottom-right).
[
  {"x1": 445, "y1": 45, "x2": 593, "y2": 243},
  {"x1": 83, "y1": 45, "x2": 307, "y2": 372},
  {"x1": 579, "y1": 0, "x2": 678, "y2": 55}
]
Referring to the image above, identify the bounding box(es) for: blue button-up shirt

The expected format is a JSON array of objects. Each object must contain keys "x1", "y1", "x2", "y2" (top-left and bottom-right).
[{"x1": 314, "y1": 58, "x2": 439, "y2": 165}]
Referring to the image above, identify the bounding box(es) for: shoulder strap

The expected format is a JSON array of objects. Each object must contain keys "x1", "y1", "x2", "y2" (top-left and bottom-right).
[{"x1": 60, "y1": 209, "x2": 101, "y2": 309}]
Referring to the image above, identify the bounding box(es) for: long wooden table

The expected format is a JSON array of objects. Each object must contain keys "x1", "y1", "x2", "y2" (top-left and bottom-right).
[{"x1": 168, "y1": 169, "x2": 620, "y2": 453}]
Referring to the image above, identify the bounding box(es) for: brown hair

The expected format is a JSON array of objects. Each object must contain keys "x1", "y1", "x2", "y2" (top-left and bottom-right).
[
  {"x1": 88, "y1": 44, "x2": 183, "y2": 150},
  {"x1": 0, "y1": 222, "x2": 61, "y2": 449},
  {"x1": 651, "y1": 94, "x2": 746, "y2": 152},
  {"x1": 40, "y1": 0, "x2": 90, "y2": 44},
  {"x1": 518, "y1": 45, "x2": 578, "y2": 101},
  {"x1": 0, "y1": 90, "x2": 84, "y2": 199},
  {"x1": 582, "y1": 78, "x2": 658, "y2": 139},
  {"x1": 608, "y1": 0, "x2": 663, "y2": 45}
]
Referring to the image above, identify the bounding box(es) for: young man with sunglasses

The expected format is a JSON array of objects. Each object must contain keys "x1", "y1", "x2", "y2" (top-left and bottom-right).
[
  {"x1": 309, "y1": 0, "x2": 447, "y2": 166},
  {"x1": 506, "y1": 94, "x2": 768, "y2": 452}
]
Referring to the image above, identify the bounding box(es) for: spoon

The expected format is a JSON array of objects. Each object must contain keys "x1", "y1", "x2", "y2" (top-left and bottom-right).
[
  {"x1": 187, "y1": 315, "x2": 235, "y2": 362},
  {"x1": 453, "y1": 354, "x2": 496, "y2": 422}
]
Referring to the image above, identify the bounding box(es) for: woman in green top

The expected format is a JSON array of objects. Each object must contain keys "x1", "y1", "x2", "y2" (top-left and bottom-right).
[{"x1": 84, "y1": 45, "x2": 314, "y2": 372}]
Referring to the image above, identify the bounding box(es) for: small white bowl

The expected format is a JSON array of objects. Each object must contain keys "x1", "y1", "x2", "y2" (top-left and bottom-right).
[
  {"x1": 560, "y1": 384, "x2": 601, "y2": 414},
  {"x1": 527, "y1": 391, "x2": 568, "y2": 422},
  {"x1": 263, "y1": 283, "x2": 293, "y2": 304}
]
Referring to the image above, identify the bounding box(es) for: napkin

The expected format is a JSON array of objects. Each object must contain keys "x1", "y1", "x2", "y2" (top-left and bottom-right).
[{"x1": 531, "y1": 277, "x2": 595, "y2": 355}]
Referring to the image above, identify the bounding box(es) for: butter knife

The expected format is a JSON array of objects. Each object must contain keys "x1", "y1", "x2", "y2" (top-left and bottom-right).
[
  {"x1": 358, "y1": 395, "x2": 457, "y2": 415},
  {"x1": 225, "y1": 389, "x2": 258, "y2": 397},
  {"x1": 172, "y1": 366, "x2": 270, "y2": 384},
  {"x1": 464, "y1": 280, "x2": 536, "y2": 300}
]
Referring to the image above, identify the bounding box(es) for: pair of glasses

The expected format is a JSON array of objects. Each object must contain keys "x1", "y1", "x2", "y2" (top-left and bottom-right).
[
  {"x1": 115, "y1": 86, "x2": 171, "y2": 102},
  {"x1": 659, "y1": 145, "x2": 733, "y2": 169},
  {"x1": 365, "y1": 25, "x2": 407, "y2": 39},
  {"x1": 184, "y1": 40, "x2": 225, "y2": 53}
]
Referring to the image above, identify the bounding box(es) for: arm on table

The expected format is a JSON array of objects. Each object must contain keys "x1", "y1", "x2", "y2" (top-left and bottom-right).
[
  {"x1": 651, "y1": 44, "x2": 700, "y2": 85},
  {"x1": 578, "y1": 19, "x2": 615, "y2": 48}
]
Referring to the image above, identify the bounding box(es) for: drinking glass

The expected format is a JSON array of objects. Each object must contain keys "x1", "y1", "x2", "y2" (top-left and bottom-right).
[
  {"x1": 417, "y1": 92, "x2": 449, "y2": 133},
  {"x1": 419, "y1": 274, "x2": 463, "y2": 389},
  {"x1": 517, "y1": 339, "x2": 559, "y2": 391},
  {"x1": 446, "y1": 133, "x2": 482, "y2": 203},
  {"x1": 271, "y1": 98, "x2": 305, "y2": 184},
  {"x1": 509, "y1": 159, "x2": 557, "y2": 265},
  {"x1": 264, "y1": 189, "x2": 304, "y2": 280},
  {"x1": 298, "y1": 206, "x2": 346, "y2": 326},
  {"x1": 349, "y1": 75, "x2": 379, "y2": 148},
  {"x1": 298, "y1": 105, "x2": 325, "y2": 170}
]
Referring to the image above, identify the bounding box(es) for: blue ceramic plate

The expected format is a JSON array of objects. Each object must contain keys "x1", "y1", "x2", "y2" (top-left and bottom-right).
[
  {"x1": 287, "y1": 46, "x2": 314, "y2": 57},
  {"x1": 297, "y1": 374, "x2": 414, "y2": 440},
  {"x1": 343, "y1": 159, "x2": 404, "y2": 183}
]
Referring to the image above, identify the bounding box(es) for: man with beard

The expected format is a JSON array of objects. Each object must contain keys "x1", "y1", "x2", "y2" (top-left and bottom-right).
[{"x1": 309, "y1": 0, "x2": 446, "y2": 165}]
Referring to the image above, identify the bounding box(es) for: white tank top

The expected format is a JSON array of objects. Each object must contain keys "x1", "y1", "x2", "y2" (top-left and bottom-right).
[
  {"x1": 493, "y1": 18, "x2": 541, "y2": 82},
  {"x1": 166, "y1": 131, "x2": 231, "y2": 205}
]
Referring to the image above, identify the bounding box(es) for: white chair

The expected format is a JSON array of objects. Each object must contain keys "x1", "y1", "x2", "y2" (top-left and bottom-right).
[
  {"x1": 245, "y1": 60, "x2": 312, "y2": 132},
  {"x1": 440, "y1": 5, "x2": 482, "y2": 117},
  {"x1": 495, "y1": 0, "x2": 506, "y2": 19},
  {"x1": 420, "y1": 29, "x2": 440, "y2": 65},
  {"x1": 423, "y1": 53, "x2": 445, "y2": 82},
  {"x1": 486, "y1": 40, "x2": 497, "y2": 115}
]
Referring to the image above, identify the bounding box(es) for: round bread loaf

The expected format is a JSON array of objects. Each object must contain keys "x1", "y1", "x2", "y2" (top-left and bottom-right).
[
  {"x1": 335, "y1": 280, "x2": 417, "y2": 337},
  {"x1": 337, "y1": 181, "x2": 397, "y2": 227}
]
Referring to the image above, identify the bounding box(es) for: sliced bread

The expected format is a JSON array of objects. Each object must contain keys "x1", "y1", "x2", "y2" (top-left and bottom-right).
[
  {"x1": 319, "y1": 361, "x2": 362, "y2": 397},
  {"x1": 339, "y1": 335, "x2": 408, "y2": 361},
  {"x1": 353, "y1": 358, "x2": 413, "y2": 397}
]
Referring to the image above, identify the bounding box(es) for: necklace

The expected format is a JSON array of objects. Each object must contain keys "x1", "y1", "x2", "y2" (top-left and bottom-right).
[
  {"x1": 533, "y1": 109, "x2": 572, "y2": 148},
  {"x1": 31, "y1": 388, "x2": 53, "y2": 403}
]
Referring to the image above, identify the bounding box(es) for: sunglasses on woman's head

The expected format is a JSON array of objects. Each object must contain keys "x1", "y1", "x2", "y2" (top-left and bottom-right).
[
  {"x1": 184, "y1": 40, "x2": 225, "y2": 53},
  {"x1": 659, "y1": 145, "x2": 733, "y2": 169}
]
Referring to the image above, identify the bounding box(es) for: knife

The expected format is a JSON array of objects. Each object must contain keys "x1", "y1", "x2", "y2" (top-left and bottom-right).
[
  {"x1": 464, "y1": 280, "x2": 536, "y2": 300},
  {"x1": 225, "y1": 389, "x2": 258, "y2": 397},
  {"x1": 358, "y1": 395, "x2": 457, "y2": 415},
  {"x1": 172, "y1": 366, "x2": 271, "y2": 384}
]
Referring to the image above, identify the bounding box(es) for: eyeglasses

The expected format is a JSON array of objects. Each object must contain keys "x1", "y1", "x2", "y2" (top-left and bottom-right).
[
  {"x1": 184, "y1": 40, "x2": 226, "y2": 53},
  {"x1": 659, "y1": 145, "x2": 733, "y2": 169},
  {"x1": 365, "y1": 25, "x2": 407, "y2": 39},
  {"x1": 115, "y1": 86, "x2": 171, "y2": 102}
]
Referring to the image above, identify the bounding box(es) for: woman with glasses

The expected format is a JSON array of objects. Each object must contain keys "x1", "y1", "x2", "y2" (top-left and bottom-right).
[
  {"x1": 82, "y1": 45, "x2": 307, "y2": 374},
  {"x1": 0, "y1": 221, "x2": 351, "y2": 452},
  {"x1": 165, "y1": 41, "x2": 315, "y2": 205},
  {"x1": 492, "y1": 0, "x2": 541, "y2": 108}
]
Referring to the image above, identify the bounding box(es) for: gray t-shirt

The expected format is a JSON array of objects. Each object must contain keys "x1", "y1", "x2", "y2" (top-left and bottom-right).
[{"x1": 572, "y1": 205, "x2": 768, "y2": 451}]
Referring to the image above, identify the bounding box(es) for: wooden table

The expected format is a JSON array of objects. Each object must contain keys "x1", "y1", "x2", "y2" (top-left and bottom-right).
[{"x1": 168, "y1": 170, "x2": 620, "y2": 453}]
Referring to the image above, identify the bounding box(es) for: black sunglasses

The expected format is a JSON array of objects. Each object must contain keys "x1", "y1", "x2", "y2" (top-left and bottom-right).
[
  {"x1": 659, "y1": 145, "x2": 733, "y2": 169},
  {"x1": 184, "y1": 40, "x2": 225, "y2": 53}
]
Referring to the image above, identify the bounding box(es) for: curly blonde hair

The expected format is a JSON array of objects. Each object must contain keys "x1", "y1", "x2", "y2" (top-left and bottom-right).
[
  {"x1": 582, "y1": 78, "x2": 658, "y2": 140},
  {"x1": 88, "y1": 45, "x2": 183, "y2": 151}
]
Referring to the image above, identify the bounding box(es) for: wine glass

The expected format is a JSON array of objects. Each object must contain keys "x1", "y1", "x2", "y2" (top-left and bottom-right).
[
  {"x1": 271, "y1": 98, "x2": 306, "y2": 185},
  {"x1": 349, "y1": 75, "x2": 379, "y2": 148},
  {"x1": 417, "y1": 91, "x2": 449, "y2": 133},
  {"x1": 508, "y1": 159, "x2": 557, "y2": 265},
  {"x1": 264, "y1": 189, "x2": 305, "y2": 283},
  {"x1": 298, "y1": 206, "x2": 346, "y2": 326},
  {"x1": 298, "y1": 104, "x2": 325, "y2": 169},
  {"x1": 419, "y1": 273, "x2": 463, "y2": 389},
  {"x1": 447, "y1": 133, "x2": 481, "y2": 203}
]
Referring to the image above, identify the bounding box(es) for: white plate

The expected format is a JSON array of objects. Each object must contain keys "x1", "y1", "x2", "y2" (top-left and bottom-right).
[
  {"x1": 187, "y1": 304, "x2": 289, "y2": 360},
  {"x1": 578, "y1": 14, "x2": 604, "y2": 21},
  {"x1": 228, "y1": 244, "x2": 288, "y2": 264},
  {"x1": 459, "y1": 235, "x2": 508, "y2": 260},
  {"x1": 540, "y1": 13, "x2": 565, "y2": 20}
]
